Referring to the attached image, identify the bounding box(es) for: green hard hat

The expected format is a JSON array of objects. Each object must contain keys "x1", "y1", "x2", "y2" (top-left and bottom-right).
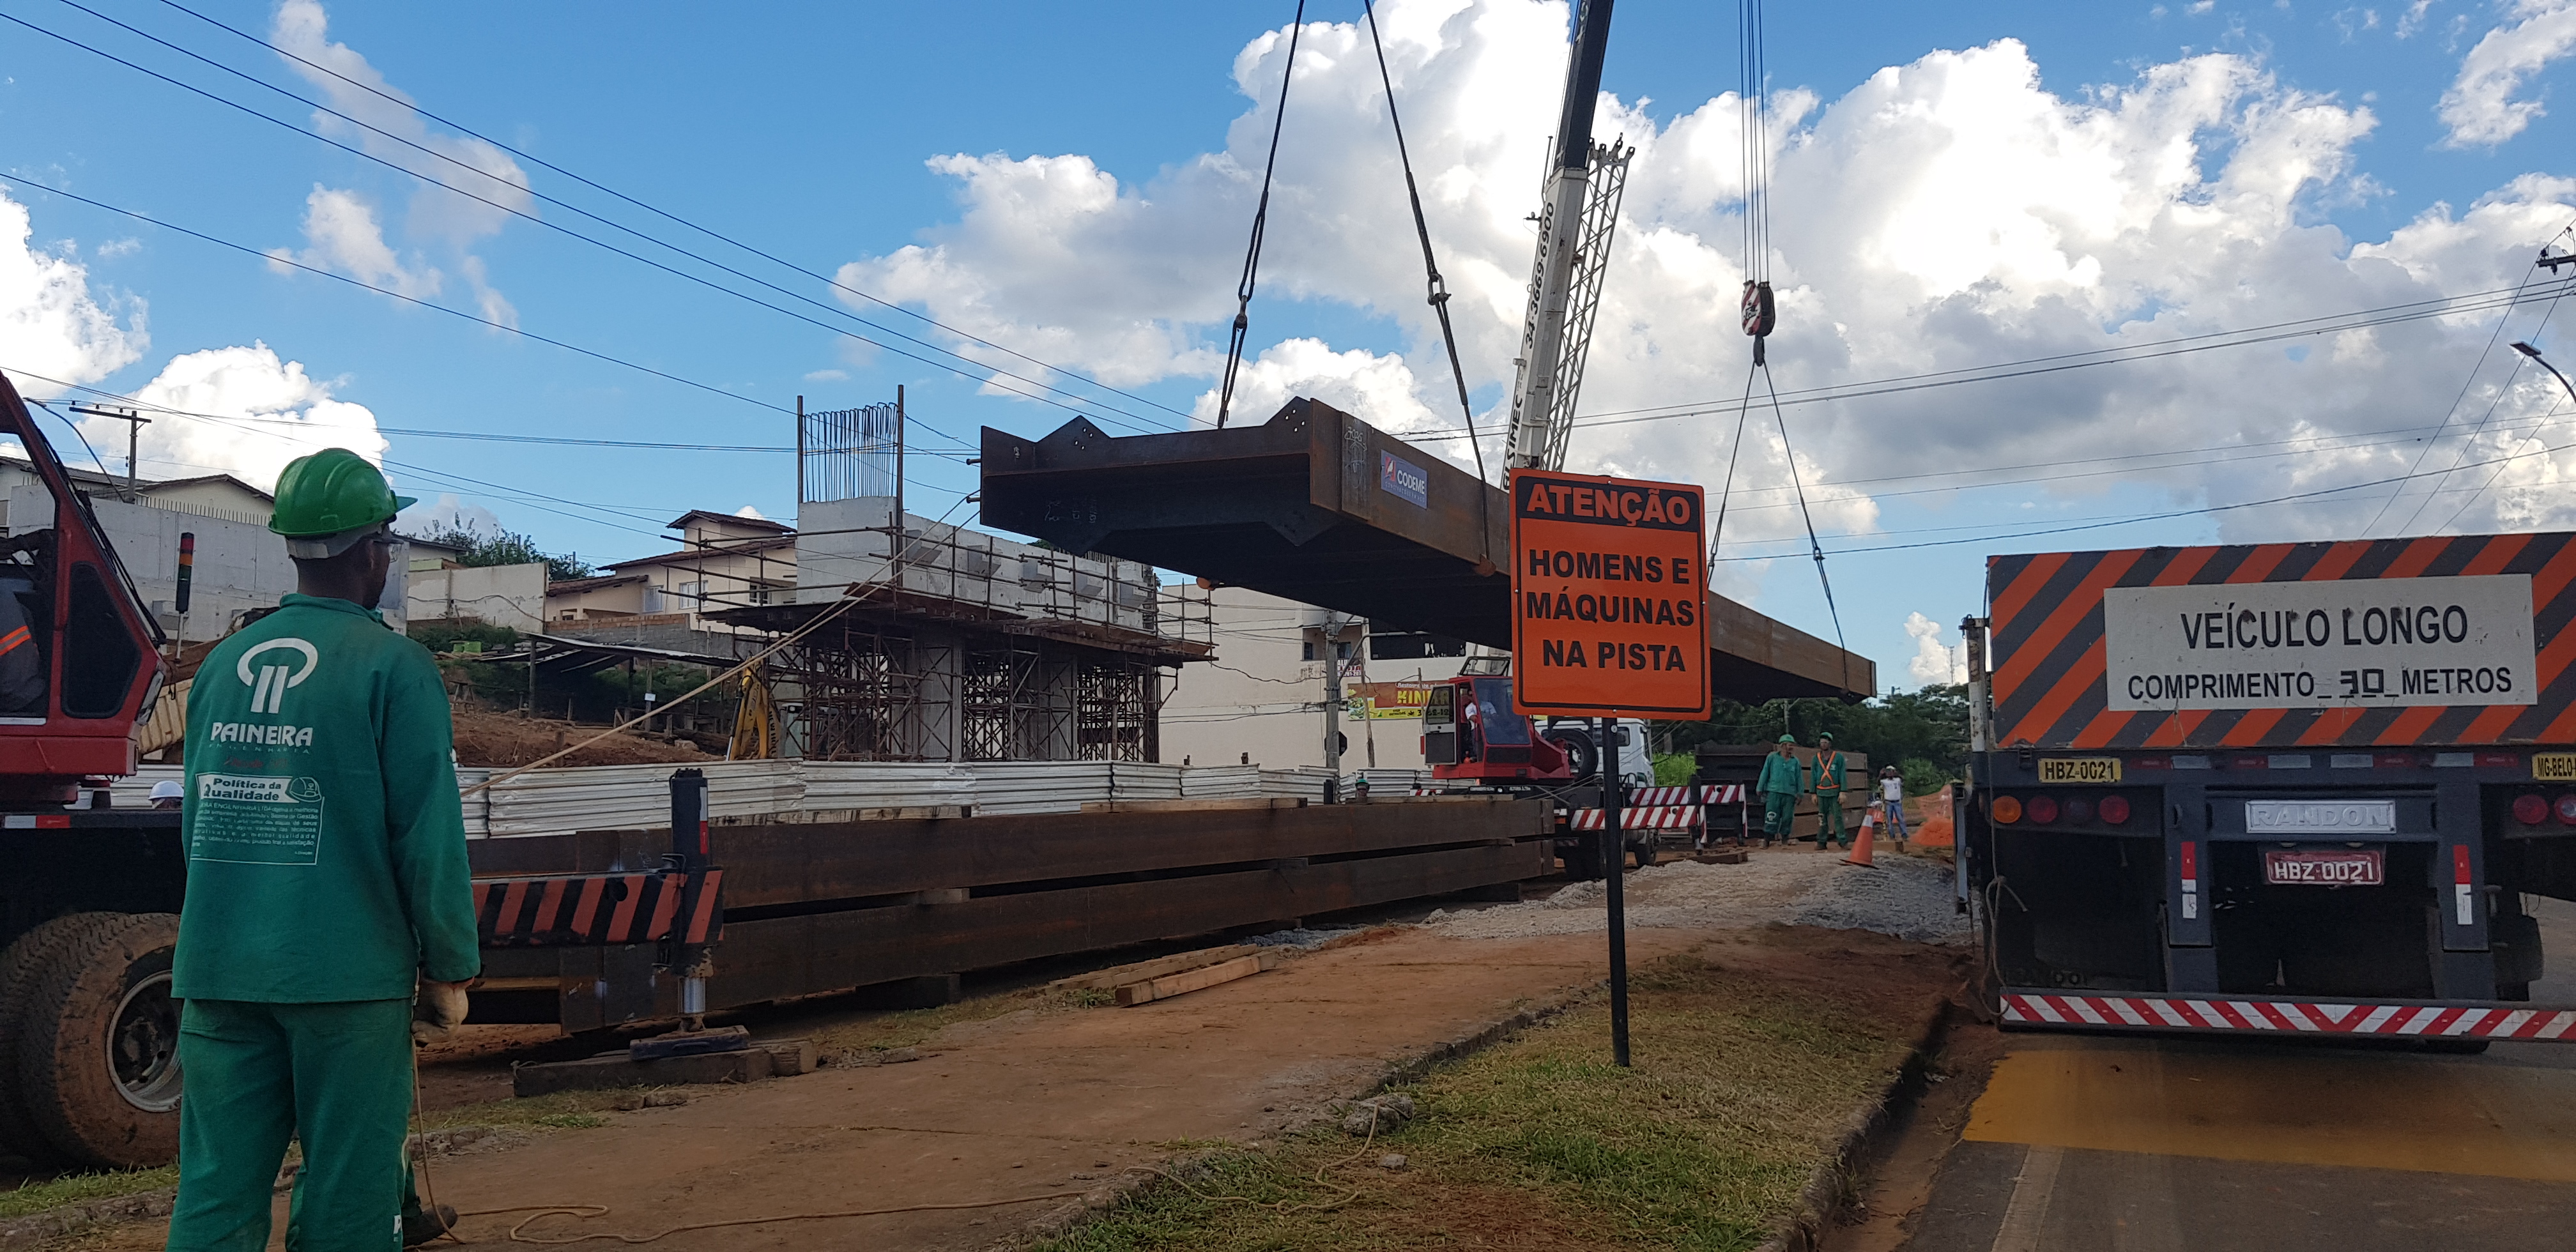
[
  {"x1": 270, "y1": 448, "x2": 413, "y2": 543},
  {"x1": 1776, "y1": 734, "x2": 1795, "y2": 744}
]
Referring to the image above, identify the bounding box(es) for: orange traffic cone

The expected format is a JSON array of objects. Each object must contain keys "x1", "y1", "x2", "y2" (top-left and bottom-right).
[{"x1": 1842, "y1": 809, "x2": 1879, "y2": 867}]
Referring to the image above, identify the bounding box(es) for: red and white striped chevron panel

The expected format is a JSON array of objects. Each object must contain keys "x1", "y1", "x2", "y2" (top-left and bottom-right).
[
  {"x1": 2002, "y1": 991, "x2": 2576, "y2": 1040},
  {"x1": 1625, "y1": 785, "x2": 1702, "y2": 806},
  {"x1": 1567, "y1": 805, "x2": 1703, "y2": 830},
  {"x1": 472, "y1": 868, "x2": 724, "y2": 949}
]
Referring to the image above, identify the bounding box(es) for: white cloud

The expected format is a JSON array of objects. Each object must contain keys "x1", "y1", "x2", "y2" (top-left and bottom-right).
[
  {"x1": 93, "y1": 238, "x2": 141, "y2": 259},
  {"x1": 802, "y1": 368, "x2": 850, "y2": 383},
  {"x1": 275, "y1": 185, "x2": 441, "y2": 299},
  {"x1": 0, "y1": 187, "x2": 144, "y2": 397},
  {"x1": 111, "y1": 344, "x2": 387, "y2": 491},
  {"x1": 733, "y1": 504, "x2": 768, "y2": 520},
  {"x1": 399, "y1": 492, "x2": 502, "y2": 538},
  {"x1": 268, "y1": 1, "x2": 529, "y2": 307},
  {"x1": 1905, "y1": 611, "x2": 1967, "y2": 686},
  {"x1": 840, "y1": 0, "x2": 2576, "y2": 578},
  {"x1": 2439, "y1": 0, "x2": 2576, "y2": 146}
]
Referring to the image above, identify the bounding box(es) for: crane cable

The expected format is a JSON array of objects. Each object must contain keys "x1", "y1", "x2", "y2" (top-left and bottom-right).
[
  {"x1": 1361, "y1": 0, "x2": 1489, "y2": 487},
  {"x1": 1709, "y1": 0, "x2": 1853, "y2": 694},
  {"x1": 1215, "y1": 1, "x2": 1309, "y2": 429}
]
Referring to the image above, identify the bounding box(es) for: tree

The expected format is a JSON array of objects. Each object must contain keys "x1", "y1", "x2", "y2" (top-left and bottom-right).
[
  {"x1": 1652, "y1": 683, "x2": 1972, "y2": 795},
  {"x1": 409, "y1": 522, "x2": 595, "y2": 581}
]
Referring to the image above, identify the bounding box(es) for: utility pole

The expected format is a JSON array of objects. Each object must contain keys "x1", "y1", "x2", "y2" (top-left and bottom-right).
[
  {"x1": 1321, "y1": 613, "x2": 1346, "y2": 794},
  {"x1": 68, "y1": 404, "x2": 148, "y2": 501}
]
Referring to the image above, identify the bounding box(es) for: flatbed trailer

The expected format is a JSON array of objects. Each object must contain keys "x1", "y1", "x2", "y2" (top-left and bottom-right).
[{"x1": 1961, "y1": 533, "x2": 2576, "y2": 1041}]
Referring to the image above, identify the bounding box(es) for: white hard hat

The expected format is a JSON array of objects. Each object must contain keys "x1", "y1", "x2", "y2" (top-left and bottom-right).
[{"x1": 148, "y1": 780, "x2": 183, "y2": 801}]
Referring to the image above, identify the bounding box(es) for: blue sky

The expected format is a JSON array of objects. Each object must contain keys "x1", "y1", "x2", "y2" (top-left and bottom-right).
[{"x1": 4, "y1": 0, "x2": 2574, "y2": 691}]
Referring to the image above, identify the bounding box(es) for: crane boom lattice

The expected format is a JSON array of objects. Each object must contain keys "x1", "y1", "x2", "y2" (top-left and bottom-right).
[{"x1": 1504, "y1": 139, "x2": 1631, "y2": 472}]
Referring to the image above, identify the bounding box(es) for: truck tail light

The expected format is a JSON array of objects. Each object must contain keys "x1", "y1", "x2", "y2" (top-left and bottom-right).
[
  {"x1": 2557, "y1": 795, "x2": 2576, "y2": 825},
  {"x1": 2027, "y1": 795, "x2": 2060, "y2": 824},
  {"x1": 2098, "y1": 794, "x2": 2131, "y2": 825},
  {"x1": 1991, "y1": 795, "x2": 2023, "y2": 824},
  {"x1": 2064, "y1": 797, "x2": 2094, "y2": 824},
  {"x1": 2513, "y1": 793, "x2": 2549, "y2": 825}
]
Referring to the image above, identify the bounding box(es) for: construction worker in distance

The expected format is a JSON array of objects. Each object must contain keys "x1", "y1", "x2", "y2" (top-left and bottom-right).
[
  {"x1": 1756, "y1": 734, "x2": 1802, "y2": 848},
  {"x1": 166, "y1": 448, "x2": 480, "y2": 1251},
  {"x1": 1812, "y1": 731, "x2": 1848, "y2": 851},
  {"x1": 148, "y1": 779, "x2": 184, "y2": 809},
  {"x1": 1878, "y1": 765, "x2": 1910, "y2": 847}
]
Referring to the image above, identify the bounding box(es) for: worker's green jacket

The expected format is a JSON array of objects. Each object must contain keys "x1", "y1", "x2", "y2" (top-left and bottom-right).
[
  {"x1": 173, "y1": 594, "x2": 480, "y2": 1002},
  {"x1": 1756, "y1": 751, "x2": 1804, "y2": 797},
  {"x1": 1813, "y1": 751, "x2": 1845, "y2": 795}
]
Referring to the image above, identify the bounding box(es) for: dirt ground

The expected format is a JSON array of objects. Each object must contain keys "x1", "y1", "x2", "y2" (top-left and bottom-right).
[
  {"x1": 75, "y1": 913, "x2": 1961, "y2": 1252},
  {"x1": 448, "y1": 705, "x2": 710, "y2": 768}
]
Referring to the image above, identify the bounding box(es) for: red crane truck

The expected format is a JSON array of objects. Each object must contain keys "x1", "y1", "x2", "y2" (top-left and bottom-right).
[{"x1": 1962, "y1": 532, "x2": 2576, "y2": 1044}]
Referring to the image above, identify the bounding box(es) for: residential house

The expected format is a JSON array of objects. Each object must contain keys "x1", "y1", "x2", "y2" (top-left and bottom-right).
[{"x1": 546, "y1": 510, "x2": 796, "y2": 636}]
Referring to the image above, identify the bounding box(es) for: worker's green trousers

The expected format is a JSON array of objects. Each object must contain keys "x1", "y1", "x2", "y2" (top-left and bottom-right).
[
  {"x1": 167, "y1": 998, "x2": 414, "y2": 1252},
  {"x1": 1816, "y1": 796, "x2": 1845, "y2": 849},
  {"x1": 1762, "y1": 791, "x2": 1797, "y2": 841}
]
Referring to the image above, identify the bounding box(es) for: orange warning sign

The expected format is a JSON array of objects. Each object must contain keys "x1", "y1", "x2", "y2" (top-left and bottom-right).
[{"x1": 1509, "y1": 469, "x2": 1710, "y2": 719}]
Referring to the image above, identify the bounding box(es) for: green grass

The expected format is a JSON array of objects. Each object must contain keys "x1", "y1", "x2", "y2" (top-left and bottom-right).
[
  {"x1": 0, "y1": 1167, "x2": 181, "y2": 1221},
  {"x1": 1040, "y1": 955, "x2": 1911, "y2": 1252}
]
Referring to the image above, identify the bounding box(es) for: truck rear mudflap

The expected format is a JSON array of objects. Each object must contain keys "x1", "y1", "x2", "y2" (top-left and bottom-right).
[{"x1": 2000, "y1": 989, "x2": 2576, "y2": 1041}]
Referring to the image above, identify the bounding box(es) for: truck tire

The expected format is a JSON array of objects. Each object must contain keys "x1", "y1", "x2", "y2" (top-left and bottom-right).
[
  {"x1": 0, "y1": 913, "x2": 110, "y2": 1163},
  {"x1": 16, "y1": 912, "x2": 182, "y2": 1169},
  {"x1": 1545, "y1": 725, "x2": 1598, "y2": 781}
]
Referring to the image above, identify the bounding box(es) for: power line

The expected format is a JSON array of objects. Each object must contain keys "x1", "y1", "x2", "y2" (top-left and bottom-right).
[
  {"x1": 1, "y1": 6, "x2": 1108, "y2": 441},
  {"x1": 1395, "y1": 277, "x2": 2576, "y2": 445},
  {"x1": 146, "y1": 0, "x2": 1201, "y2": 430},
  {"x1": 1712, "y1": 429, "x2": 2576, "y2": 561}
]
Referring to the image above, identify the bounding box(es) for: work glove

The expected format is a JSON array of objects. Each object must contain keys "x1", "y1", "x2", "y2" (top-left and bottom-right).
[{"x1": 412, "y1": 980, "x2": 470, "y2": 1045}]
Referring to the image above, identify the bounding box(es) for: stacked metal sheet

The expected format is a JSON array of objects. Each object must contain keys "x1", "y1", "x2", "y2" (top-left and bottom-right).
[
  {"x1": 455, "y1": 768, "x2": 493, "y2": 837},
  {"x1": 799, "y1": 761, "x2": 976, "y2": 811},
  {"x1": 484, "y1": 761, "x2": 803, "y2": 837},
  {"x1": 967, "y1": 761, "x2": 1120, "y2": 814},
  {"x1": 106, "y1": 765, "x2": 182, "y2": 809},
  {"x1": 1179, "y1": 765, "x2": 1264, "y2": 798},
  {"x1": 1338, "y1": 768, "x2": 1427, "y2": 796},
  {"x1": 1107, "y1": 761, "x2": 1184, "y2": 802},
  {"x1": 1265, "y1": 768, "x2": 1337, "y2": 801},
  {"x1": 96, "y1": 758, "x2": 1357, "y2": 836}
]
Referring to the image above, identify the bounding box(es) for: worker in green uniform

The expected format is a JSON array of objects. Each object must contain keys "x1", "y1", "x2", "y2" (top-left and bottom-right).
[
  {"x1": 167, "y1": 448, "x2": 480, "y2": 1251},
  {"x1": 1756, "y1": 734, "x2": 1802, "y2": 848},
  {"x1": 1812, "y1": 731, "x2": 1848, "y2": 850}
]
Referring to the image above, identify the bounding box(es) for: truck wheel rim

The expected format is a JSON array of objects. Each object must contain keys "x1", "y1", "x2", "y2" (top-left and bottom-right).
[{"x1": 110, "y1": 972, "x2": 181, "y2": 1113}]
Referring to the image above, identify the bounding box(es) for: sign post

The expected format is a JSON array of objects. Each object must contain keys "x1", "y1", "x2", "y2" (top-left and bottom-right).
[{"x1": 1509, "y1": 469, "x2": 1710, "y2": 1067}]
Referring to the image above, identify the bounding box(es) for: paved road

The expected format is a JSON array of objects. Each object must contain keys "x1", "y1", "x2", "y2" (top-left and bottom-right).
[{"x1": 1906, "y1": 895, "x2": 2576, "y2": 1251}]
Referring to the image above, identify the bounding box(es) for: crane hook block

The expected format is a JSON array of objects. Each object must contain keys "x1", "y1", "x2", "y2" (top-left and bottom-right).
[{"x1": 1740, "y1": 280, "x2": 1777, "y2": 339}]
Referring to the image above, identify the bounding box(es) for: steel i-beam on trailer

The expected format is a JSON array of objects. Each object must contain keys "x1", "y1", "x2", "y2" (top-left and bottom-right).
[{"x1": 978, "y1": 398, "x2": 1872, "y2": 703}]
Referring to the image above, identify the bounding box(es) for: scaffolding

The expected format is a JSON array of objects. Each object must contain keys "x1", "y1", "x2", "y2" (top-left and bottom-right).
[{"x1": 718, "y1": 517, "x2": 1206, "y2": 763}]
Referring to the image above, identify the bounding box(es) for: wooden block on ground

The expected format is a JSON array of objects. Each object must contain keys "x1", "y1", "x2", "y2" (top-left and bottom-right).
[
  {"x1": 1078, "y1": 797, "x2": 1304, "y2": 814},
  {"x1": 1116, "y1": 954, "x2": 1263, "y2": 1007},
  {"x1": 757, "y1": 1037, "x2": 818, "y2": 1076},
  {"x1": 513, "y1": 1046, "x2": 772, "y2": 1097},
  {"x1": 1049, "y1": 943, "x2": 1262, "y2": 991},
  {"x1": 1694, "y1": 849, "x2": 1751, "y2": 864}
]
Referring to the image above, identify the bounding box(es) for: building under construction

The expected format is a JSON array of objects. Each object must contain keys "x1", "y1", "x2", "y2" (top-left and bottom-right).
[{"x1": 710, "y1": 399, "x2": 1208, "y2": 761}]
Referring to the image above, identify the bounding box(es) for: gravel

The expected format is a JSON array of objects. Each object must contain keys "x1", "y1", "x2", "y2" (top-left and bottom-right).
[
  {"x1": 1422, "y1": 850, "x2": 1970, "y2": 945},
  {"x1": 1247, "y1": 926, "x2": 1363, "y2": 949}
]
